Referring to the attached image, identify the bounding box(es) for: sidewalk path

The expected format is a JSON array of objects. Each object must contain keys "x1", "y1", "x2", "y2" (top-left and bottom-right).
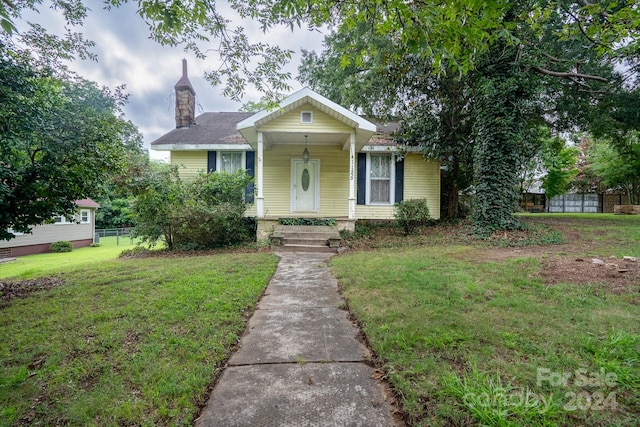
[{"x1": 195, "y1": 252, "x2": 400, "y2": 427}]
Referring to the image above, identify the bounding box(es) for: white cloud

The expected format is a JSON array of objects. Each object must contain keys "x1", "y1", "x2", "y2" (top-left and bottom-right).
[{"x1": 22, "y1": 1, "x2": 326, "y2": 148}]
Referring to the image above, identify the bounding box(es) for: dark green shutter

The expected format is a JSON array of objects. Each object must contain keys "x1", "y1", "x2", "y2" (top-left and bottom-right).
[
  {"x1": 395, "y1": 157, "x2": 404, "y2": 203},
  {"x1": 207, "y1": 151, "x2": 217, "y2": 172},
  {"x1": 245, "y1": 151, "x2": 255, "y2": 204},
  {"x1": 357, "y1": 153, "x2": 366, "y2": 205}
]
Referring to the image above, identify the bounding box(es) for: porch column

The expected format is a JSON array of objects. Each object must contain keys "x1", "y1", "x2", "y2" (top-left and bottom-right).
[
  {"x1": 348, "y1": 132, "x2": 356, "y2": 219},
  {"x1": 257, "y1": 131, "x2": 265, "y2": 218}
]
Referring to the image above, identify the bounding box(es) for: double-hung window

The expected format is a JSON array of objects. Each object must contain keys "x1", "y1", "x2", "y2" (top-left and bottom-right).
[
  {"x1": 219, "y1": 152, "x2": 243, "y2": 174},
  {"x1": 367, "y1": 154, "x2": 394, "y2": 204},
  {"x1": 80, "y1": 209, "x2": 90, "y2": 224}
]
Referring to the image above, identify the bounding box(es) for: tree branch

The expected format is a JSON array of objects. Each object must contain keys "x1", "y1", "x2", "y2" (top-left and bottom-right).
[{"x1": 534, "y1": 67, "x2": 608, "y2": 82}]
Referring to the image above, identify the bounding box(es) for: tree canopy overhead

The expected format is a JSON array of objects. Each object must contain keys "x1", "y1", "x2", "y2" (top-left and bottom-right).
[{"x1": 3, "y1": 0, "x2": 638, "y2": 101}]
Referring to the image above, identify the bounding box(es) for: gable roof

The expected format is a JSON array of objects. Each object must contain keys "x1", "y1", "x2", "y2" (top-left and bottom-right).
[
  {"x1": 236, "y1": 88, "x2": 377, "y2": 149},
  {"x1": 237, "y1": 88, "x2": 377, "y2": 133},
  {"x1": 76, "y1": 199, "x2": 100, "y2": 208},
  {"x1": 150, "y1": 89, "x2": 400, "y2": 151},
  {"x1": 151, "y1": 112, "x2": 253, "y2": 150}
]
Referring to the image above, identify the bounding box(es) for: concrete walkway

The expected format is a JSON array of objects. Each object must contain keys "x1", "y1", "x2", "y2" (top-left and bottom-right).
[{"x1": 195, "y1": 252, "x2": 400, "y2": 427}]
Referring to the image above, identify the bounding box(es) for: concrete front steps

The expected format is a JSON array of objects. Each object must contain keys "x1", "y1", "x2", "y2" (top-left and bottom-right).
[{"x1": 270, "y1": 225, "x2": 341, "y2": 253}]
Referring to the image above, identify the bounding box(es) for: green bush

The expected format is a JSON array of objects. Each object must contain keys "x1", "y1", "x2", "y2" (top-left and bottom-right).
[
  {"x1": 131, "y1": 166, "x2": 254, "y2": 250},
  {"x1": 394, "y1": 199, "x2": 433, "y2": 235},
  {"x1": 278, "y1": 217, "x2": 336, "y2": 226},
  {"x1": 89, "y1": 242, "x2": 101, "y2": 247},
  {"x1": 50, "y1": 241, "x2": 73, "y2": 252}
]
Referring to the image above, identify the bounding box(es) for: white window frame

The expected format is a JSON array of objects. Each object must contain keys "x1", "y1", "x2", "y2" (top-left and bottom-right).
[
  {"x1": 300, "y1": 110, "x2": 313, "y2": 124},
  {"x1": 217, "y1": 151, "x2": 246, "y2": 174},
  {"x1": 53, "y1": 215, "x2": 75, "y2": 225},
  {"x1": 366, "y1": 153, "x2": 395, "y2": 205},
  {"x1": 80, "y1": 209, "x2": 91, "y2": 224}
]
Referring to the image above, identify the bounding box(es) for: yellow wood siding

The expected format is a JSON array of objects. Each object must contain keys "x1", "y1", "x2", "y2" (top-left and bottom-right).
[
  {"x1": 355, "y1": 154, "x2": 440, "y2": 220},
  {"x1": 165, "y1": 149, "x2": 440, "y2": 221},
  {"x1": 405, "y1": 156, "x2": 441, "y2": 220},
  {"x1": 258, "y1": 105, "x2": 353, "y2": 133},
  {"x1": 263, "y1": 144, "x2": 350, "y2": 217},
  {"x1": 171, "y1": 151, "x2": 208, "y2": 180}
]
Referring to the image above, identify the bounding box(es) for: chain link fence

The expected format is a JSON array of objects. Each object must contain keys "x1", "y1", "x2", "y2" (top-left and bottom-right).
[{"x1": 95, "y1": 228, "x2": 134, "y2": 245}]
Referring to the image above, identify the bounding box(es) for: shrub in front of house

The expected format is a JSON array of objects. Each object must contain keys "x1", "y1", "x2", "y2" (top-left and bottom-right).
[
  {"x1": 394, "y1": 199, "x2": 434, "y2": 235},
  {"x1": 50, "y1": 241, "x2": 73, "y2": 252},
  {"x1": 131, "y1": 166, "x2": 254, "y2": 250}
]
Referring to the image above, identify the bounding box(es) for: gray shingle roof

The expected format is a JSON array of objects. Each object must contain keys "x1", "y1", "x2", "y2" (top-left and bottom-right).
[
  {"x1": 150, "y1": 112, "x2": 398, "y2": 147},
  {"x1": 151, "y1": 112, "x2": 253, "y2": 146}
]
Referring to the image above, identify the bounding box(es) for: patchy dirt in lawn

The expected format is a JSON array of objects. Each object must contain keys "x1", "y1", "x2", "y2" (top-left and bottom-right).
[
  {"x1": 540, "y1": 256, "x2": 640, "y2": 293},
  {"x1": 351, "y1": 216, "x2": 640, "y2": 294},
  {"x1": 0, "y1": 277, "x2": 64, "y2": 307}
]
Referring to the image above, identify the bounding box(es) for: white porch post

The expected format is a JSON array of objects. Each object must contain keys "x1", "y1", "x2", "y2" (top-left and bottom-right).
[
  {"x1": 256, "y1": 132, "x2": 265, "y2": 218},
  {"x1": 348, "y1": 132, "x2": 356, "y2": 219}
]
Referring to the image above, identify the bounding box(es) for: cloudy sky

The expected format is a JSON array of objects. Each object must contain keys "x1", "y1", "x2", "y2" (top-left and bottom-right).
[{"x1": 25, "y1": 1, "x2": 326, "y2": 159}]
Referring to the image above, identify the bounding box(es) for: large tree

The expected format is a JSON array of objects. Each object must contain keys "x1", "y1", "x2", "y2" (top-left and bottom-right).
[
  {"x1": 3, "y1": 0, "x2": 638, "y2": 232},
  {"x1": 0, "y1": 54, "x2": 141, "y2": 240},
  {"x1": 296, "y1": 1, "x2": 636, "y2": 231}
]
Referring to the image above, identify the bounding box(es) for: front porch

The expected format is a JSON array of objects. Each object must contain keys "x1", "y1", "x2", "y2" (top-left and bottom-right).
[
  {"x1": 256, "y1": 217, "x2": 355, "y2": 242},
  {"x1": 237, "y1": 88, "x2": 378, "y2": 227}
]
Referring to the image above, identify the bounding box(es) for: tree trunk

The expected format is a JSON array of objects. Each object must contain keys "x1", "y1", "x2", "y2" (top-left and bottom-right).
[{"x1": 471, "y1": 45, "x2": 537, "y2": 236}]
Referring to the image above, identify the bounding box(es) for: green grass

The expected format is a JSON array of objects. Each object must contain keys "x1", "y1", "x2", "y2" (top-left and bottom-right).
[
  {"x1": 0, "y1": 236, "x2": 137, "y2": 279},
  {"x1": 522, "y1": 213, "x2": 640, "y2": 257},
  {"x1": 331, "y1": 216, "x2": 640, "y2": 426},
  {"x1": 0, "y1": 252, "x2": 278, "y2": 426}
]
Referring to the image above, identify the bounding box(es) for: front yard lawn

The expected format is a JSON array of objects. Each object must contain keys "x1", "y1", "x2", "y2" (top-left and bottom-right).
[
  {"x1": 0, "y1": 236, "x2": 137, "y2": 280},
  {"x1": 332, "y1": 215, "x2": 640, "y2": 426},
  {"x1": 0, "y1": 252, "x2": 277, "y2": 426}
]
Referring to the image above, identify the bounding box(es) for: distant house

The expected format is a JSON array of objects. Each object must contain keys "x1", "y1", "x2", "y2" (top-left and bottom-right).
[
  {"x1": 151, "y1": 60, "x2": 441, "y2": 240},
  {"x1": 0, "y1": 199, "x2": 100, "y2": 257}
]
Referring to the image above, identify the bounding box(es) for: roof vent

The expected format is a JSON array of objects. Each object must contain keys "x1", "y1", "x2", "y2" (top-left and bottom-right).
[{"x1": 300, "y1": 111, "x2": 313, "y2": 124}]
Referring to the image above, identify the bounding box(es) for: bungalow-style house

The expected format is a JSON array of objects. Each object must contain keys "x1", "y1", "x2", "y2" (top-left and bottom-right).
[
  {"x1": 0, "y1": 199, "x2": 100, "y2": 257},
  {"x1": 151, "y1": 61, "x2": 440, "y2": 242}
]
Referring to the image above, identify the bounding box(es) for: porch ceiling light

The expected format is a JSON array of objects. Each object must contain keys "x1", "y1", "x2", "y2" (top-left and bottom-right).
[{"x1": 302, "y1": 134, "x2": 309, "y2": 164}]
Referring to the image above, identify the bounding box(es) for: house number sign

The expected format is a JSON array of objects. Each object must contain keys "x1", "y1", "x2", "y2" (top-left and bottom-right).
[{"x1": 301, "y1": 168, "x2": 310, "y2": 192}]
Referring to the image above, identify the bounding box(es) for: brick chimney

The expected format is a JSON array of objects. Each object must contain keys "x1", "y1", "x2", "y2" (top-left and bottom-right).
[{"x1": 174, "y1": 59, "x2": 196, "y2": 128}]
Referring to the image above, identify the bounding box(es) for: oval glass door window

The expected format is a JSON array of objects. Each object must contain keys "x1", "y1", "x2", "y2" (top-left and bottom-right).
[{"x1": 301, "y1": 168, "x2": 310, "y2": 191}]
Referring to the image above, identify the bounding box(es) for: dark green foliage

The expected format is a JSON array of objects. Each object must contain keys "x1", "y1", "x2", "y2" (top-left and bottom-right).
[
  {"x1": 130, "y1": 166, "x2": 254, "y2": 250},
  {"x1": 278, "y1": 218, "x2": 336, "y2": 226},
  {"x1": 587, "y1": 137, "x2": 640, "y2": 204},
  {"x1": 0, "y1": 53, "x2": 141, "y2": 241},
  {"x1": 471, "y1": 46, "x2": 541, "y2": 237},
  {"x1": 50, "y1": 241, "x2": 72, "y2": 253},
  {"x1": 129, "y1": 163, "x2": 182, "y2": 249},
  {"x1": 95, "y1": 197, "x2": 134, "y2": 229},
  {"x1": 394, "y1": 199, "x2": 433, "y2": 235}
]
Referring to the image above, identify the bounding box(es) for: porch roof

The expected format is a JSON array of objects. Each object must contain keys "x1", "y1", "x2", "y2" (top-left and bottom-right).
[{"x1": 237, "y1": 88, "x2": 377, "y2": 151}]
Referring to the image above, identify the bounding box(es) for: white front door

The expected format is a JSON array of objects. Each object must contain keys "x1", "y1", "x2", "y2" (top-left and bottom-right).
[{"x1": 291, "y1": 160, "x2": 319, "y2": 212}]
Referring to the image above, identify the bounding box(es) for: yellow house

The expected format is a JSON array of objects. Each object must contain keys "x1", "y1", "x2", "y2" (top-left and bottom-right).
[{"x1": 151, "y1": 61, "x2": 440, "y2": 242}]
